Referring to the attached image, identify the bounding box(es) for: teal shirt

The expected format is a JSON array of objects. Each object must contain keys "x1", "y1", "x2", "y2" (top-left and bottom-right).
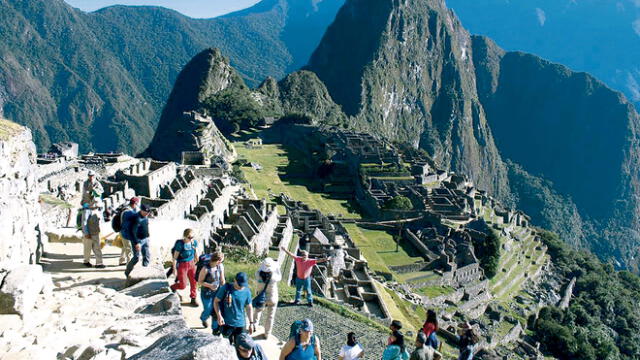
[
  {"x1": 216, "y1": 283, "x2": 252, "y2": 327},
  {"x1": 174, "y1": 239, "x2": 198, "y2": 263},
  {"x1": 382, "y1": 345, "x2": 409, "y2": 360}
]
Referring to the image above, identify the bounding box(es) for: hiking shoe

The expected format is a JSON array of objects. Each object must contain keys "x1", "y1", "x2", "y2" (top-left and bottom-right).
[
  {"x1": 307, "y1": 302, "x2": 314, "y2": 307},
  {"x1": 95, "y1": 264, "x2": 106, "y2": 269},
  {"x1": 83, "y1": 262, "x2": 92, "y2": 268},
  {"x1": 202, "y1": 320, "x2": 209, "y2": 328},
  {"x1": 293, "y1": 300, "x2": 300, "y2": 305},
  {"x1": 190, "y1": 298, "x2": 198, "y2": 307}
]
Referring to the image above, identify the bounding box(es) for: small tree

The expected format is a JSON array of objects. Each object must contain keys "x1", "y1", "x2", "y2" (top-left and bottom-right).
[
  {"x1": 473, "y1": 231, "x2": 501, "y2": 278},
  {"x1": 383, "y1": 196, "x2": 413, "y2": 252}
]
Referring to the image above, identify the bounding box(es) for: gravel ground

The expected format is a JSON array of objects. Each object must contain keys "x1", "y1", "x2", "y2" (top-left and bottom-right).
[{"x1": 273, "y1": 303, "x2": 389, "y2": 360}]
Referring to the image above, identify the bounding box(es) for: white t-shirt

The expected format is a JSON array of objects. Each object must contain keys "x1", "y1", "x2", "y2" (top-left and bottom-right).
[{"x1": 339, "y1": 344, "x2": 363, "y2": 360}]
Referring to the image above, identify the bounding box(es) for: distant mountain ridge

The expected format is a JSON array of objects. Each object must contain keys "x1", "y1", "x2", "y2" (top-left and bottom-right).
[{"x1": 0, "y1": 0, "x2": 344, "y2": 154}]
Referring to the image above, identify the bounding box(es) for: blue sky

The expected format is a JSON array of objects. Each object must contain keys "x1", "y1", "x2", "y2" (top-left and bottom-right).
[{"x1": 63, "y1": 0, "x2": 261, "y2": 18}]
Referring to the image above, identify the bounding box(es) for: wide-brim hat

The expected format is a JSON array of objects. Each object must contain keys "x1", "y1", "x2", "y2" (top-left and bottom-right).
[{"x1": 260, "y1": 257, "x2": 278, "y2": 273}]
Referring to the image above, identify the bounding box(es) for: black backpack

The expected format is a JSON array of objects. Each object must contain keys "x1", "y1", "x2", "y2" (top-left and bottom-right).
[
  {"x1": 111, "y1": 205, "x2": 127, "y2": 232},
  {"x1": 194, "y1": 253, "x2": 212, "y2": 283}
]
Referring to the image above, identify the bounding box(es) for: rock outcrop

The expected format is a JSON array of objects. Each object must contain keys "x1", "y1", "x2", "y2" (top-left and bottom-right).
[
  {"x1": 0, "y1": 119, "x2": 41, "y2": 265},
  {"x1": 129, "y1": 329, "x2": 236, "y2": 360}
]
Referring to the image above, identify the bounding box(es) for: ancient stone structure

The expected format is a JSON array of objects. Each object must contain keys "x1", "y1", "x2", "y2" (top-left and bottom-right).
[{"x1": 223, "y1": 198, "x2": 285, "y2": 256}]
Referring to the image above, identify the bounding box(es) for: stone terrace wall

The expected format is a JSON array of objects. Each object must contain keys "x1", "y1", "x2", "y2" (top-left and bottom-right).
[{"x1": 0, "y1": 120, "x2": 41, "y2": 265}]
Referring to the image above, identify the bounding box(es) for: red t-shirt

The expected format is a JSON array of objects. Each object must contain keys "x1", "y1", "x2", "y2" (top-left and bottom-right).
[
  {"x1": 294, "y1": 257, "x2": 317, "y2": 279},
  {"x1": 422, "y1": 322, "x2": 438, "y2": 337}
]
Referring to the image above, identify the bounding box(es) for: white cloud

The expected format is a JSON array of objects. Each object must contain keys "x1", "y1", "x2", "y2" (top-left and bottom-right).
[
  {"x1": 63, "y1": 0, "x2": 261, "y2": 18},
  {"x1": 633, "y1": 18, "x2": 640, "y2": 36},
  {"x1": 535, "y1": 8, "x2": 546, "y2": 27}
]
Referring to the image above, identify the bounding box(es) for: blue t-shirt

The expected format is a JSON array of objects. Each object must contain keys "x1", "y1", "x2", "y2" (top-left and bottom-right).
[
  {"x1": 216, "y1": 283, "x2": 252, "y2": 327},
  {"x1": 174, "y1": 239, "x2": 198, "y2": 263}
]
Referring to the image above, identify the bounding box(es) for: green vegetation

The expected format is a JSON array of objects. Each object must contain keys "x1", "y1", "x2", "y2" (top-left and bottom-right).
[
  {"x1": 39, "y1": 194, "x2": 74, "y2": 209},
  {"x1": 473, "y1": 230, "x2": 501, "y2": 278},
  {"x1": 382, "y1": 195, "x2": 413, "y2": 211},
  {"x1": 203, "y1": 87, "x2": 264, "y2": 135},
  {"x1": 416, "y1": 285, "x2": 455, "y2": 298},
  {"x1": 531, "y1": 231, "x2": 640, "y2": 360}
]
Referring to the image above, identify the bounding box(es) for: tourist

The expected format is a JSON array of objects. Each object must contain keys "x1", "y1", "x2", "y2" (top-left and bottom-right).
[
  {"x1": 382, "y1": 331, "x2": 409, "y2": 360},
  {"x1": 280, "y1": 246, "x2": 330, "y2": 306},
  {"x1": 252, "y1": 257, "x2": 281, "y2": 339},
  {"x1": 410, "y1": 332, "x2": 441, "y2": 360},
  {"x1": 124, "y1": 204, "x2": 151, "y2": 277},
  {"x1": 455, "y1": 322, "x2": 479, "y2": 360},
  {"x1": 330, "y1": 244, "x2": 347, "y2": 278},
  {"x1": 421, "y1": 310, "x2": 439, "y2": 349},
  {"x1": 79, "y1": 202, "x2": 104, "y2": 268},
  {"x1": 387, "y1": 320, "x2": 403, "y2": 345},
  {"x1": 118, "y1": 197, "x2": 139, "y2": 266},
  {"x1": 338, "y1": 332, "x2": 364, "y2": 360},
  {"x1": 214, "y1": 272, "x2": 254, "y2": 345},
  {"x1": 199, "y1": 251, "x2": 225, "y2": 330},
  {"x1": 81, "y1": 170, "x2": 103, "y2": 206},
  {"x1": 170, "y1": 228, "x2": 199, "y2": 306},
  {"x1": 235, "y1": 333, "x2": 267, "y2": 360},
  {"x1": 280, "y1": 319, "x2": 321, "y2": 360}
]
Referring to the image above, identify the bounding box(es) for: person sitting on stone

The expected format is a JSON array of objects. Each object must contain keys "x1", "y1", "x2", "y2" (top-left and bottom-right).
[
  {"x1": 252, "y1": 257, "x2": 281, "y2": 340},
  {"x1": 280, "y1": 319, "x2": 322, "y2": 360},
  {"x1": 214, "y1": 272, "x2": 254, "y2": 345},
  {"x1": 235, "y1": 333, "x2": 267, "y2": 360},
  {"x1": 410, "y1": 332, "x2": 441, "y2": 360},
  {"x1": 280, "y1": 247, "x2": 330, "y2": 306},
  {"x1": 124, "y1": 204, "x2": 151, "y2": 277},
  {"x1": 199, "y1": 251, "x2": 225, "y2": 331},
  {"x1": 81, "y1": 170, "x2": 103, "y2": 206},
  {"x1": 79, "y1": 202, "x2": 104, "y2": 268},
  {"x1": 170, "y1": 228, "x2": 199, "y2": 307}
]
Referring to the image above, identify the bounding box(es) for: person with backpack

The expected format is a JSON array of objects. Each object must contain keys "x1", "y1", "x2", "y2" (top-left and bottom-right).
[
  {"x1": 455, "y1": 323, "x2": 479, "y2": 360},
  {"x1": 382, "y1": 331, "x2": 409, "y2": 360},
  {"x1": 252, "y1": 257, "x2": 281, "y2": 340},
  {"x1": 280, "y1": 247, "x2": 330, "y2": 306},
  {"x1": 421, "y1": 310, "x2": 439, "y2": 349},
  {"x1": 199, "y1": 251, "x2": 225, "y2": 330},
  {"x1": 279, "y1": 319, "x2": 322, "y2": 360},
  {"x1": 235, "y1": 333, "x2": 267, "y2": 360},
  {"x1": 170, "y1": 228, "x2": 199, "y2": 306},
  {"x1": 116, "y1": 197, "x2": 139, "y2": 266},
  {"x1": 124, "y1": 204, "x2": 151, "y2": 277},
  {"x1": 339, "y1": 332, "x2": 364, "y2": 360},
  {"x1": 410, "y1": 332, "x2": 442, "y2": 360},
  {"x1": 78, "y1": 202, "x2": 104, "y2": 268},
  {"x1": 214, "y1": 272, "x2": 254, "y2": 345}
]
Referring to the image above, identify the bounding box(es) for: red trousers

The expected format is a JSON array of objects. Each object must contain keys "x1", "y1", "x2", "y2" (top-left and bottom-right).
[{"x1": 171, "y1": 261, "x2": 197, "y2": 299}]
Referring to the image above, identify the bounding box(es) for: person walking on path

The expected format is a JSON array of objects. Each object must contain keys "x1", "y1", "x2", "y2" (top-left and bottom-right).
[
  {"x1": 280, "y1": 319, "x2": 322, "y2": 360},
  {"x1": 81, "y1": 170, "x2": 103, "y2": 206},
  {"x1": 170, "y1": 228, "x2": 199, "y2": 306},
  {"x1": 339, "y1": 332, "x2": 364, "y2": 360},
  {"x1": 421, "y1": 310, "x2": 439, "y2": 349},
  {"x1": 382, "y1": 331, "x2": 409, "y2": 360},
  {"x1": 118, "y1": 197, "x2": 139, "y2": 265},
  {"x1": 252, "y1": 257, "x2": 281, "y2": 339},
  {"x1": 199, "y1": 251, "x2": 225, "y2": 330},
  {"x1": 79, "y1": 203, "x2": 104, "y2": 268},
  {"x1": 280, "y1": 247, "x2": 330, "y2": 306},
  {"x1": 124, "y1": 204, "x2": 151, "y2": 277},
  {"x1": 235, "y1": 333, "x2": 268, "y2": 360},
  {"x1": 214, "y1": 272, "x2": 254, "y2": 345},
  {"x1": 410, "y1": 332, "x2": 441, "y2": 360},
  {"x1": 454, "y1": 323, "x2": 479, "y2": 360}
]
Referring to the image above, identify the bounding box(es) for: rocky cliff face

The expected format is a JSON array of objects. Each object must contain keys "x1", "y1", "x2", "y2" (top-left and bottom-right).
[
  {"x1": 0, "y1": 119, "x2": 41, "y2": 265},
  {"x1": 143, "y1": 49, "x2": 240, "y2": 162},
  {"x1": 306, "y1": 0, "x2": 511, "y2": 201},
  {"x1": 472, "y1": 35, "x2": 640, "y2": 270}
]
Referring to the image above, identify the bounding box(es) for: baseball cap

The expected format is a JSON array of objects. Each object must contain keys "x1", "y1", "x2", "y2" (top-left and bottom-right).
[
  {"x1": 130, "y1": 197, "x2": 140, "y2": 205},
  {"x1": 235, "y1": 272, "x2": 249, "y2": 287},
  {"x1": 88, "y1": 170, "x2": 96, "y2": 176},
  {"x1": 416, "y1": 332, "x2": 427, "y2": 345},
  {"x1": 140, "y1": 204, "x2": 151, "y2": 212},
  {"x1": 301, "y1": 318, "x2": 314, "y2": 332},
  {"x1": 235, "y1": 333, "x2": 256, "y2": 350}
]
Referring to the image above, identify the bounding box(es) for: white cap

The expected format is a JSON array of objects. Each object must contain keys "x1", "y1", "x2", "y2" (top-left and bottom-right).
[{"x1": 88, "y1": 170, "x2": 96, "y2": 176}]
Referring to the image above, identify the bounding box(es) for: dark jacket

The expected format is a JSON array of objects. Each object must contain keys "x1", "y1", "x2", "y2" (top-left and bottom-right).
[{"x1": 130, "y1": 213, "x2": 149, "y2": 245}]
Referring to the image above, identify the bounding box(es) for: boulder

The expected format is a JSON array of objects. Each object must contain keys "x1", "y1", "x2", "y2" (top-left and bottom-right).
[
  {"x1": 135, "y1": 293, "x2": 181, "y2": 315},
  {"x1": 0, "y1": 264, "x2": 46, "y2": 316},
  {"x1": 125, "y1": 264, "x2": 166, "y2": 287},
  {"x1": 121, "y1": 279, "x2": 171, "y2": 298},
  {"x1": 129, "y1": 329, "x2": 237, "y2": 360}
]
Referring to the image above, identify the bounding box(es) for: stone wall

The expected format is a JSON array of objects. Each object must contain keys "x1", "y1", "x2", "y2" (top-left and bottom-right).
[{"x1": 0, "y1": 120, "x2": 41, "y2": 265}]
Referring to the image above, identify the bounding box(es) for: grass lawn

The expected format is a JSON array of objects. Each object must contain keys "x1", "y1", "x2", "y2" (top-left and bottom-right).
[
  {"x1": 235, "y1": 142, "x2": 360, "y2": 218},
  {"x1": 344, "y1": 224, "x2": 424, "y2": 275},
  {"x1": 416, "y1": 285, "x2": 456, "y2": 298}
]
